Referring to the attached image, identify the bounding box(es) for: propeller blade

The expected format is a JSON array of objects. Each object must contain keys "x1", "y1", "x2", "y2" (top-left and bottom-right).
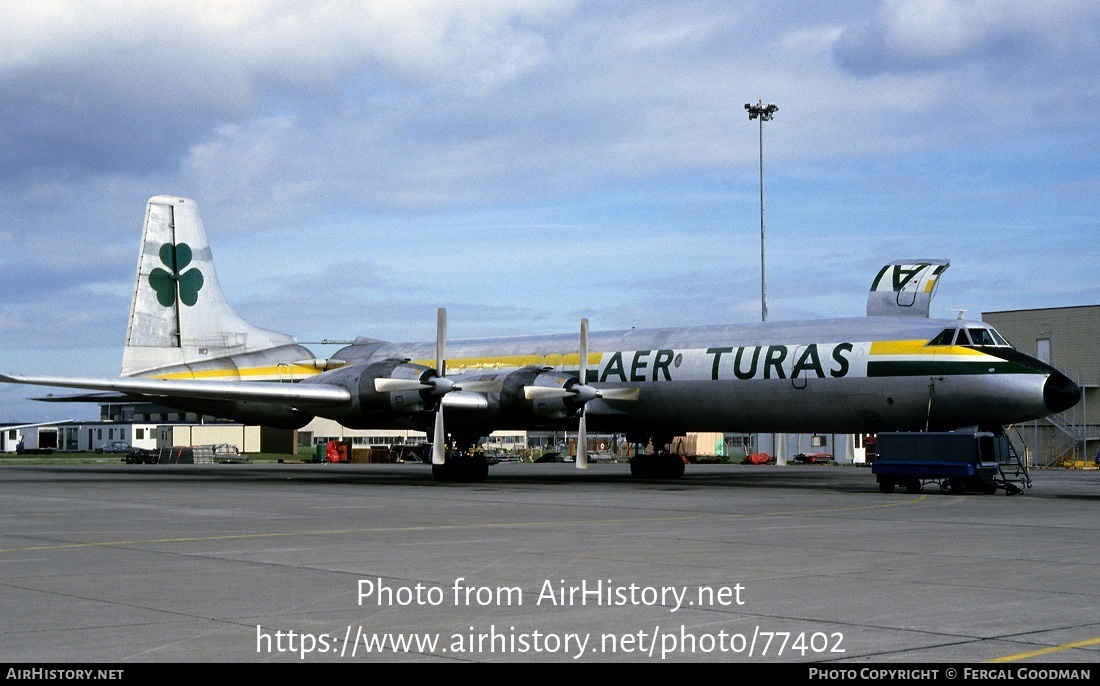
[
  {"x1": 432, "y1": 405, "x2": 446, "y2": 465},
  {"x1": 436, "y1": 307, "x2": 446, "y2": 378},
  {"x1": 576, "y1": 408, "x2": 588, "y2": 469},
  {"x1": 579, "y1": 318, "x2": 589, "y2": 384},
  {"x1": 523, "y1": 386, "x2": 574, "y2": 400},
  {"x1": 575, "y1": 318, "x2": 590, "y2": 470},
  {"x1": 455, "y1": 379, "x2": 503, "y2": 393},
  {"x1": 597, "y1": 387, "x2": 641, "y2": 401},
  {"x1": 374, "y1": 378, "x2": 430, "y2": 392},
  {"x1": 431, "y1": 307, "x2": 448, "y2": 466},
  {"x1": 524, "y1": 383, "x2": 638, "y2": 401}
]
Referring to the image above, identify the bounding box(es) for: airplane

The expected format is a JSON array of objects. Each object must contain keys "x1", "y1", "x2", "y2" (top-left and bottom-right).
[{"x1": 0, "y1": 196, "x2": 1082, "y2": 481}]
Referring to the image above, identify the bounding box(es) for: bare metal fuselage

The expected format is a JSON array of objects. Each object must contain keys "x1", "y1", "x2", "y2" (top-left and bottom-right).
[{"x1": 307, "y1": 315, "x2": 1066, "y2": 436}]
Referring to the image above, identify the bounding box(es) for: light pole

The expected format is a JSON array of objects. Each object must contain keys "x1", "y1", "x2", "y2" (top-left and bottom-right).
[{"x1": 745, "y1": 100, "x2": 777, "y2": 322}]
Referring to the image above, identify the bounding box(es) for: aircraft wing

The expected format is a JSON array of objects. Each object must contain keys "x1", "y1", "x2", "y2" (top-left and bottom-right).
[
  {"x1": 0, "y1": 419, "x2": 75, "y2": 430},
  {"x1": 22, "y1": 392, "x2": 138, "y2": 403},
  {"x1": 0, "y1": 373, "x2": 352, "y2": 407}
]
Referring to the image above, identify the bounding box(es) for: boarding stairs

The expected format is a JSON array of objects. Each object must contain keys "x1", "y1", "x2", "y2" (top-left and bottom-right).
[
  {"x1": 1003, "y1": 428, "x2": 1034, "y2": 492},
  {"x1": 996, "y1": 435, "x2": 1032, "y2": 494}
]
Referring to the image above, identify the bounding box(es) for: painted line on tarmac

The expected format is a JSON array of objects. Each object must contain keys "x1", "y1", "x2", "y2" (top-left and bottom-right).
[
  {"x1": 989, "y1": 635, "x2": 1100, "y2": 662},
  {"x1": 0, "y1": 495, "x2": 930, "y2": 554}
]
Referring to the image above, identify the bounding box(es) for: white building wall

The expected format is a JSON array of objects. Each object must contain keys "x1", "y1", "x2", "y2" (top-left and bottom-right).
[
  {"x1": 0, "y1": 428, "x2": 21, "y2": 453},
  {"x1": 156, "y1": 425, "x2": 261, "y2": 452}
]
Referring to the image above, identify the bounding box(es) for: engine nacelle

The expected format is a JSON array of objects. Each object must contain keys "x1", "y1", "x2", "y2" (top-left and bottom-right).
[
  {"x1": 313, "y1": 359, "x2": 437, "y2": 417},
  {"x1": 500, "y1": 367, "x2": 582, "y2": 422},
  {"x1": 309, "y1": 362, "x2": 586, "y2": 431}
]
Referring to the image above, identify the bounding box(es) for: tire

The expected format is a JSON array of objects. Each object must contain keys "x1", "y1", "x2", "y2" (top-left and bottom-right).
[
  {"x1": 879, "y1": 481, "x2": 895, "y2": 494},
  {"x1": 432, "y1": 455, "x2": 489, "y2": 483}
]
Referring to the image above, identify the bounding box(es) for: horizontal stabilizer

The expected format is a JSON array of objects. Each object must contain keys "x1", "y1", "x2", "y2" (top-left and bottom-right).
[{"x1": 28, "y1": 392, "x2": 135, "y2": 403}]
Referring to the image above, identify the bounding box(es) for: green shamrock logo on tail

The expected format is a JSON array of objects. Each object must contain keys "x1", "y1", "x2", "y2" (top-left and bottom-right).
[{"x1": 149, "y1": 243, "x2": 204, "y2": 307}]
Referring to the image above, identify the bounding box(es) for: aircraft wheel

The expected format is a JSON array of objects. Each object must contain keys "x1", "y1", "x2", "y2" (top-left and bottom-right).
[
  {"x1": 660, "y1": 453, "x2": 685, "y2": 479},
  {"x1": 432, "y1": 454, "x2": 489, "y2": 483},
  {"x1": 630, "y1": 455, "x2": 653, "y2": 479},
  {"x1": 630, "y1": 454, "x2": 684, "y2": 480}
]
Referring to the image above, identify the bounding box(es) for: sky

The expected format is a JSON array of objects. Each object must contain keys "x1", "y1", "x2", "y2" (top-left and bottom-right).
[{"x1": 1, "y1": 0, "x2": 1098, "y2": 421}]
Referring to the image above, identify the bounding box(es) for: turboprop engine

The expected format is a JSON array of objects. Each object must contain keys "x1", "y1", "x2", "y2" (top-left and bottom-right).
[
  {"x1": 307, "y1": 359, "x2": 439, "y2": 421},
  {"x1": 499, "y1": 367, "x2": 584, "y2": 423}
]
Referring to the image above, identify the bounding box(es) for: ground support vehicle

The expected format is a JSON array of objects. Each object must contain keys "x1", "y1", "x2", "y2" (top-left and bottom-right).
[{"x1": 871, "y1": 431, "x2": 1031, "y2": 495}]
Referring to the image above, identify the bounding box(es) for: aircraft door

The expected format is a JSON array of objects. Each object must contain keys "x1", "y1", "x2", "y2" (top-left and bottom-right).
[
  {"x1": 791, "y1": 345, "x2": 808, "y2": 389},
  {"x1": 895, "y1": 276, "x2": 920, "y2": 307}
]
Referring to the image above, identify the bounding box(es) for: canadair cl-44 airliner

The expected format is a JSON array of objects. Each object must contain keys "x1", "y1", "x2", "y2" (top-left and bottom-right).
[{"x1": 0, "y1": 196, "x2": 1081, "y2": 480}]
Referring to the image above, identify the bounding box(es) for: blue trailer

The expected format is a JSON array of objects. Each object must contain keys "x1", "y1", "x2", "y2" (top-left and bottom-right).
[{"x1": 871, "y1": 431, "x2": 1029, "y2": 495}]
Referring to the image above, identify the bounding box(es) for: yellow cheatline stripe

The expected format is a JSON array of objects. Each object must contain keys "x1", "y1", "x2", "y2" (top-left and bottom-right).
[
  {"x1": 156, "y1": 365, "x2": 324, "y2": 381},
  {"x1": 870, "y1": 340, "x2": 937, "y2": 356},
  {"x1": 870, "y1": 340, "x2": 987, "y2": 357},
  {"x1": 411, "y1": 353, "x2": 601, "y2": 373},
  {"x1": 0, "y1": 494, "x2": 928, "y2": 555},
  {"x1": 154, "y1": 354, "x2": 605, "y2": 381},
  {"x1": 988, "y1": 636, "x2": 1100, "y2": 662}
]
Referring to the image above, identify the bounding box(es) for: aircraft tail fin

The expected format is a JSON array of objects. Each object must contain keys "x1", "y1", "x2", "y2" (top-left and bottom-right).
[
  {"x1": 866, "y1": 259, "x2": 950, "y2": 318},
  {"x1": 121, "y1": 196, "x2": 313, "y2": 380}
]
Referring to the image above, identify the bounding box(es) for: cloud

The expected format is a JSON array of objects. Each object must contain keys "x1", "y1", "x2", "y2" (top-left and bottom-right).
[
  {"x1": 833, "y1": 0, "x2": 1100, "y2": 76},
  {"x1": 0, "y1": 1, "x2": 579, "y2": 180}
]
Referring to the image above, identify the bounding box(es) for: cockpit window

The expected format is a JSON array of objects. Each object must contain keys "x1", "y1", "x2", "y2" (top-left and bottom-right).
[
  {"x1": 928, "y1": 329, "x2": 956, "y2": 346},
  {"x1": 967, "y1": 328, "x2": 998, "y2": 346},
  {"x1": 927, "y1": 326, "x2": 1012, "y2": 348}
]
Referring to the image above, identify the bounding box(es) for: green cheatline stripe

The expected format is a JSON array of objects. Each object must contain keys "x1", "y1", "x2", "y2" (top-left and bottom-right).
[{"x1": 868, "y1": 360, "x2": 1038, "y2": 377}]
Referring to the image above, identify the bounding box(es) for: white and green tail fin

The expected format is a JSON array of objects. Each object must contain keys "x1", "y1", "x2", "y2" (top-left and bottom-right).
[
  {"x1": 121, "y1": 196, "x2": 314, "y2": 380},
  {"x1": 866, "y1": 259, "x2": 949, "y2": 318}
]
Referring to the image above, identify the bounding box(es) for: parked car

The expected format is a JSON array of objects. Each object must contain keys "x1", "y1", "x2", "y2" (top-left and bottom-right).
[
  {"x1": 123, "y1": 447, "x2": 158, "y2": 464},
  {"x1": 95, "y1": 441, "x2": 132, "y2": 454}
]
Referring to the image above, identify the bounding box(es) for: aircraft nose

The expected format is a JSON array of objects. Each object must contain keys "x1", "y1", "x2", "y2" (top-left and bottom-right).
[{"x1": 1044, "y1": 371, "x2": 1082, "y2": 414}]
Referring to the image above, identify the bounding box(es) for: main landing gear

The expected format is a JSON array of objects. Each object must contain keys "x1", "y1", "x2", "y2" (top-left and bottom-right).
[
  {"x1": 431, "y1": 433, "x2": 489, "y2": 483},
  {"x1": 626, "y1": 433, "x2": 685, "y2": 480}
]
